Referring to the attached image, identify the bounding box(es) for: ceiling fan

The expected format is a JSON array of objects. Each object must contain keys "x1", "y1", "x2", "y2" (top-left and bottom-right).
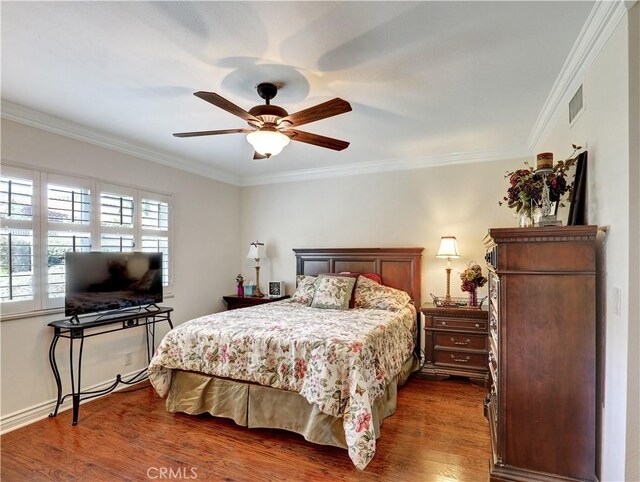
[{"x1": 174, "y1": 82, "x2": 352, "y2": 159}]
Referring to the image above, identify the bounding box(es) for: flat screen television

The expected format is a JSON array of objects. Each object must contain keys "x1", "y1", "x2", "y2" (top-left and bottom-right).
[{"x1": 65, "y1": 252, "x2": 163, "y2": 317}]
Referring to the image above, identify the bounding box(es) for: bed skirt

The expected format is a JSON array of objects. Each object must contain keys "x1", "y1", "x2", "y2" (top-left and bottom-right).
[{"x1": 165, "y1": 354, "x2": 419, "y2": 449}]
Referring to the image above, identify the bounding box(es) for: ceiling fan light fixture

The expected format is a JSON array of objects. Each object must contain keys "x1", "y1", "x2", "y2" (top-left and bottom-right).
[
  {"x1": 246, "y1": 128, "x2": 290, "y2": 158},
  {"x1": 174, "y1": 84, "x2": 351, "y2": 158}
]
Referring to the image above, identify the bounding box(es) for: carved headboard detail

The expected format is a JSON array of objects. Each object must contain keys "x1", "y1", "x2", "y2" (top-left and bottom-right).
[{"x1": 293, "y1": 247, "x2": 423, "y2": 313}]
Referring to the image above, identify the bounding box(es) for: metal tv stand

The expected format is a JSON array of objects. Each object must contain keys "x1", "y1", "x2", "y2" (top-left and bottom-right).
[{"x1": 48, "y1": 306, "x2": 173, "y2": 425}]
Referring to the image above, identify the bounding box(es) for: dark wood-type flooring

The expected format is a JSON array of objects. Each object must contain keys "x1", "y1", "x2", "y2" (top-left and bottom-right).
[{"x1": 1, "y1": 377, "x2": 490, "y2": 481}]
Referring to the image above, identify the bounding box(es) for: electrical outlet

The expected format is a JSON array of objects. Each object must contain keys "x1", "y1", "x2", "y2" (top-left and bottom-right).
[{"x1": 124, "y1": 352, "x2": 133, "y2": 366}]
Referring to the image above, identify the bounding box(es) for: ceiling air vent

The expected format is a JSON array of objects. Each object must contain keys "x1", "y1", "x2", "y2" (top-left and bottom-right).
[{"x1": 569, "y1": 85, "x2": 584, "y2": 125}]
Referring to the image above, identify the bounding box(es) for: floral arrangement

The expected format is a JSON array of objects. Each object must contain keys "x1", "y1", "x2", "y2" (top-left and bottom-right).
[
  {"x1": 460, "y1": 262, "x2": 487, "y2": 293},
  {"x1": 235, "y1": 274, "x2": 244, "y2": 287},
  {"x1": 500, "y1": 145, "x2": 581, "y2": 215}
]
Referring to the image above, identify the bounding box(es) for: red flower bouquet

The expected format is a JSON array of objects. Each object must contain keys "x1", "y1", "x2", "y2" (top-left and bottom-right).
[
  {"x1": 500, "y1": 145, "x2": 581, "y2": 215},
  {"x1": 460, "y1": 263, "x2": 487, "y2": 293}
]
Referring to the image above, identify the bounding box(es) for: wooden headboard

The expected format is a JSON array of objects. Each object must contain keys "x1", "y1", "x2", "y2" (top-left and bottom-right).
[{"x1": 293, "y1": 247, "x2": 424, "y2": 312}]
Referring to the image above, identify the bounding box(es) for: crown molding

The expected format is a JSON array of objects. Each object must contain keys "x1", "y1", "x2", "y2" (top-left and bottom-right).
[
  {"x1": 2, "y1": 100, "x2": 528, "y2": 188},
  {"x1": 1, "y1": 100, "x2": 241, "y2": 186},
  {"x1": 240, "y1": 147, "x2": 529, "y2": 186},
  {"x1": 527, "y1": 1, "x2": 629, "y2": 151}
]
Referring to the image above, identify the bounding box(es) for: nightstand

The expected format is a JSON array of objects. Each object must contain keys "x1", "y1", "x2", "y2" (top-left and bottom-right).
[
  {"x1": 421, "y1": 304, "x2": 489, "y2": 386},
  {"x1": 223, "y1": 294, "x2": 289, "y2": 310}
]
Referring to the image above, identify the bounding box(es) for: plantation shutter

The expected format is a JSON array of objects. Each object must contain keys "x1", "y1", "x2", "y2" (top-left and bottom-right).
[
  {"x1": 140, "y1": 194, "x2": 171, "y2": 288},
  {"x1": 99, "y1": 186, "x2": 135, "y2": 253},
  {"x1": 0, "y1": 167, "x2": 37, "y2": 313},
  {"x1": 44, "y1": 174, "x2": 93, "y2": 306}
]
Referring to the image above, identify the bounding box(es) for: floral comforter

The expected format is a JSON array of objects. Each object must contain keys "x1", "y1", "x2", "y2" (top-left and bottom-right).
[{"x1": 148, "y1": 299, "x2": 416, "y2": 470}]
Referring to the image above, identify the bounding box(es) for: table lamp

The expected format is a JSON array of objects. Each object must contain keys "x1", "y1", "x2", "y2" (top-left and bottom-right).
[
  {"x1": 247, "y1": 241, "x2": 266, "y2": 297},
  {"x1": 436, "y1": 236, "x2": 460, "y2": 305}
]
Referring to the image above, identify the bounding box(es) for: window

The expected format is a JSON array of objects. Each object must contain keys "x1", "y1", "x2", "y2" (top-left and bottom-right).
[
  {"x1": 46, "y1": 231, "x2": 91, "y2": 300},
  {"x1": 142, "y1": 235, "x2": 169, "y2": 286},
  {"x1": 0, "y1": 167, "x2": 37, "y2": 314},
  {"x1": 43, "y1": 174, "x2": 94, "y2": 308},
  {"x1": 141, "y1": 198, "x2": 169, "y2": 230},
  {"x1": 140, "y1": 194, "x2": 170, "y2": 287},
  {"x1": 0, "y1": 229, "x2": 34, "y2": 301},
  {"x1": 101, "y1": 192, "x2": 134, "y2": 228},
  {"x1": 100, "y1": 187, "x2": 135, "y2": 255},
  {"x1": 0, "y1": 166, "x2": 173, "y2": 317},
  {"x1": 100, "y1": 233, "x2": 134, "y2": 252},
  {"x1": 47, "y1": 184, "x2": 91, "y2": 224}
]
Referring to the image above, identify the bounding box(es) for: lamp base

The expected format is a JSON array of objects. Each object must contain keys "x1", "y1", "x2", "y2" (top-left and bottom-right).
[
  {"x1": 252, "y1": 264, "x2": 263, "y2": 297},
  {"x1": 443, "y1": 267, "x2": 454, "y2": 305},
  {"x1": 252, "y1": 287, "x2": 264, "y2": 298},
  {"x1": 440, "y1": 293, "x2": 458, "y2": 307}
]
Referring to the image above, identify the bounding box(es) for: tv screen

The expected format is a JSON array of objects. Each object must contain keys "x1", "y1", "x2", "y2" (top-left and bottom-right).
[{"x1": 65, "y1": 252, "x2": 163, "y2": 316}]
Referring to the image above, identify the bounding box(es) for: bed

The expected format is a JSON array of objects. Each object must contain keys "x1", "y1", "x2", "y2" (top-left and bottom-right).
[{"x1": 148, "y1": 247, "x2": 423, "y2": 470}]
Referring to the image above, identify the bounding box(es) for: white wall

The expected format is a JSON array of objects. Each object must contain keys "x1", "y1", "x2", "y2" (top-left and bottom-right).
[
  {"x1": 0, "y1": 120, "x2": 241, "y2": 427},
  {"x1": 534, "y1": 9, "x2": 638, "y2": 480},
  {"x1": 626, "y1": 4, "x2": 639, "y2": 481},
  {"x1": 240, "y1": 159, "x2": 518, "y2": 321}
]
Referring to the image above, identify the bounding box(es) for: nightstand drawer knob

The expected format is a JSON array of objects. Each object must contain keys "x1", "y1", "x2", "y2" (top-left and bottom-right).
[
  {"x1": 451, "y1": 337, "x2": 470, "y2": 346},
  {"x1": 451, "y1": 354, "x2": 470, "y2": 363},
  {"x1": 475, "y1": 323, "x2": 480, "y2": 328},
  {"x1": 441, "y1": 321, "x2": 447, "y2": 326}
]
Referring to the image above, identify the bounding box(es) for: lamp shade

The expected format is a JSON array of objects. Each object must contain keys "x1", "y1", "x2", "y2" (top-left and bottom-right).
[
  {"x1": 436, "y1": 236, "x2": 460, "y2": 258},
  {"x1": 246, "y1": 129, "x2": 290, "y2": 158},
  {"x1": 247, "y1": 242, "x2": 265, "y2": 260}
]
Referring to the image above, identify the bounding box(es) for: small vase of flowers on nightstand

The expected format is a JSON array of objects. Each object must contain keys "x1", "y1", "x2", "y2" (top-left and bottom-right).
[
  {"x1": 236, "y1": 274, "x2": 244, "y2": 297},
  {"x1": 460, "y1": 262, "x2": 487, "y2": 308}
]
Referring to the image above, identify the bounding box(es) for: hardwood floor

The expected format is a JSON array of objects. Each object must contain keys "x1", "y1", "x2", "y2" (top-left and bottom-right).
[{"x1": 1, "y1": 377, "x2": 490, "y2": 481}]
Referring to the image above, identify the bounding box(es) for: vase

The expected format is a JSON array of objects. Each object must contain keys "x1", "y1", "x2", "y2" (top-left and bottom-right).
[
  {"x1": 237, "y1": 285, "x2": 244, "y2": 297},
  {"x1": 517, "y1": 211, "x2": 533, "y2": 227},
  {"x1": 468, "y1": 289, "x2": 478, "y2": 308}
]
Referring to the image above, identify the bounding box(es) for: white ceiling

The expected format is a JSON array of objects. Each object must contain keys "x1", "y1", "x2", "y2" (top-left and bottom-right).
[{"x1": 1, "y1": 1, "x2": 594, "y2": 185}]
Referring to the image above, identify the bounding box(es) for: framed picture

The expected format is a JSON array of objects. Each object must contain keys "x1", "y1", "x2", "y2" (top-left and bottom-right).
[
  {"x1": 555, "y1": 150, "x2": 587, "y2": 225},
  {"x1": 268, "y1": 281, "x2": 285, "y2": 298},
  {"x1": 567, "y1": 151, "x2": 587, "y2": 225}
]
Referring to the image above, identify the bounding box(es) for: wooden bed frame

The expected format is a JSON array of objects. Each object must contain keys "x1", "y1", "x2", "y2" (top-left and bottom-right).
[
  {"x1": 294, "y1": 247, "x2": 424, "y2": 351},
  {"x1": 294, "y1": 247, "x2": 423, "y2": 309}
]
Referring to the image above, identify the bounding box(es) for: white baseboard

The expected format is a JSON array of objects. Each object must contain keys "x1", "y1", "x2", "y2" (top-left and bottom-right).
[{"x1": 0, "y1": 369, "x2": 150, "y2": 434}]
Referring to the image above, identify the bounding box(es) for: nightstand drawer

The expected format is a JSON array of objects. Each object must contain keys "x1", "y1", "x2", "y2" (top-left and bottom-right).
[
  {"x1": 432, "y1": 316, "x2": 487, "y2": 332},
  {"x1": 421, "y1": 304, "x2": 489, "y2": 386},
  {"x1": 434, "y1": 350, "x2": 487, "y2": 370},
  {"x1": 434, "y1": 332, "x2": 486, "y2": 350}
]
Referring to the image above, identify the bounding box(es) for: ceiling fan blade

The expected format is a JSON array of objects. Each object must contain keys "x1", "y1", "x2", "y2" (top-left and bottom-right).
[
  {"x1": 285, "y1": 129, "x2": 350, "y2": 151},
  {"x1": 194, "y1": 91, "x2": 259, "y2": 123},
  {"x1": 280, "y1": 98, "x2": 352, "y2": 128},
  {"x1": 173, "y1": 128, "x2": 252, "y2": 138},
  {"x1": 253, "y1": 151, "x2": 268, "y2": 160}
]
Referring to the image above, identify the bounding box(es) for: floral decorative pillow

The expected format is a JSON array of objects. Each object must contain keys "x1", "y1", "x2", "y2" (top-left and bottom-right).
[
  {"x1": 328, "y1": 272, "x2": 360, "y2": 308},
  {"x1": 290, "y1": 275, "x2": 318, "y2": 306},
  {"x1": 310, "y1": 275, "x2": 356, "y2": 310},
  {"x1": 354, "y1": 275, "x2": 412, "y2": 312}
]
